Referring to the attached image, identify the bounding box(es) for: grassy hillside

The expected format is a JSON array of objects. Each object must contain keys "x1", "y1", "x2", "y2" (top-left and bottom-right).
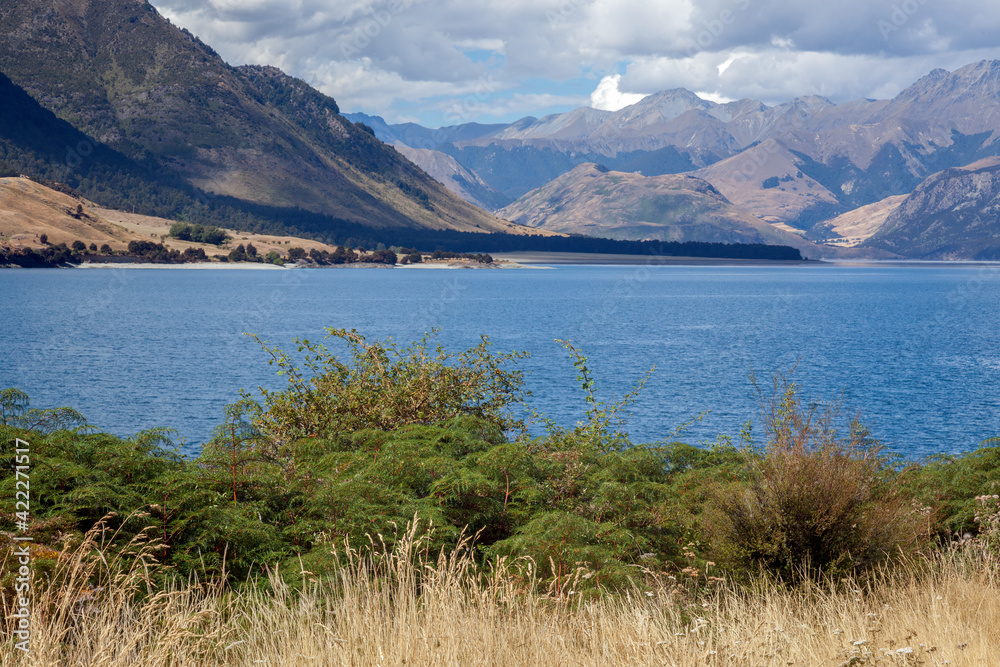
[{"x1": 0, "y1": 176, "x2": 361, "y2": 263}]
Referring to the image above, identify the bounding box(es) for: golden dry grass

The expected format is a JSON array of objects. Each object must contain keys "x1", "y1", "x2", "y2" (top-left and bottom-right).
[
  {"x1": 2, "y1": 521, "x2": 998, "y2": 666},
  {"x1": 0, "y1": 178, "x2": 141, "y2": 251}
]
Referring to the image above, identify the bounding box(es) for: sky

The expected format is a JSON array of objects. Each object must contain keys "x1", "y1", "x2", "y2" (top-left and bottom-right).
[{"x1": 150, "y1": 0, "x2": 1000, "y2": 128}]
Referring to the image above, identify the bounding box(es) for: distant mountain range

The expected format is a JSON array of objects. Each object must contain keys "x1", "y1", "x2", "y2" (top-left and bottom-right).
[
  {"x1": 495, "y1": 163, "x2": 833, "y2": 257},
  {"x1": 349, "y1": 61, "x2": 1000, "y2": 259},
  {"x1": 4, "y1": 0, "x2": 995, "y2": 259}
]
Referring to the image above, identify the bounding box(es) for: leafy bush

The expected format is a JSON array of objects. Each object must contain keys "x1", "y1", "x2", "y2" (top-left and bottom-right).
[
  {"x1": 902, "y1": 437, "x2": 1000, "y2": 539},
  {"x1": 707, "y1": 374, "x2": 925, "y2": 581},
  {"x1": 368, "y1": 248, "x2": 397, "y2": 264},
  {"x1": 127, "y1": 240, "x2": 180, "y2": 262},
  {"x1": 168, "y1": 222, "x2": 229, "y2": 245},
  {"x1": 248, "y1": 329, "x2": 528, "y2": 444}
]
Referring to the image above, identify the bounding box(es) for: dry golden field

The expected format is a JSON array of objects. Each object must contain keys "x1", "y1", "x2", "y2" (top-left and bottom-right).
[{"x1": 2, "y1": 519, "x2": 997, "y2": 666}]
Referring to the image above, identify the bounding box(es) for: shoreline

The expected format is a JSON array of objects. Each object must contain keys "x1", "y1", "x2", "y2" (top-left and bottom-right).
[
  {"x1": 14, "y1": 256, "x2": 1000, "y2": 270},
  {"x1": 490, "y1": 251, "x2": 820, "y2": 266},
  {"x1": 73, "y1": 259, "x2": 546, "y2": 270},
  {"x1": 75, "y1": 261, "x2": 289, "y2": 270}
]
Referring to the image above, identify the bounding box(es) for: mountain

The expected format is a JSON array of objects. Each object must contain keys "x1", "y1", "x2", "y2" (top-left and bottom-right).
[
  {"x1": 691, "y1": 138, "x2": 843, "y2": 228},
  {"x1": 863, "y1": 157, "x2": 1000, "y2": 259},
  {"x1": 355, "y1": 61, "x2": 1000, "y2": 257},
  {"x1": 345, "y1": 112, "x2": 505, "y2": 149},
  {"x1": 390, "y1": 143, "x2": 511, "y2": 210},
  {"x1": 347, "y1": 112, "x2": 716, "y2": 201},
  {"x1": 0, "y1": 65, "x2": 797, "y2": 260},
  {"x1": 497, "y1": 163, "x2": 835, "y2": 257},
  {"x1": 0, "y1": 0, "x2": 514, "y2": 236},
  {"x1": 0, "y1": 68, "x2": 498, "y2": 248},
  {"x1": 809, "y1": 195, "x2": 906, "y2": 247}
]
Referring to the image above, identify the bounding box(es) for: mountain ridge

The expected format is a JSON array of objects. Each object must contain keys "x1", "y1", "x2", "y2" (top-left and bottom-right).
[
  {"x1": 355, "y1": 61, "x2": 1000, "y2": 257},
  {"x1": 496, "y1": 163, "x2": 843, "y2": 258},
  {"x1": 0, "y1": 0, "x2": 515, "y2": 236}
]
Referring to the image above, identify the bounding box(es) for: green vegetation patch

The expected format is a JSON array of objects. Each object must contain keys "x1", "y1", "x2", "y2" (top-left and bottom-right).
[
  {"x1": 3, "y1": 333, "x2": 997, "y2": 596},
  {"x1": 168, "y1": 222, "x2": 230, "y2": 245}
]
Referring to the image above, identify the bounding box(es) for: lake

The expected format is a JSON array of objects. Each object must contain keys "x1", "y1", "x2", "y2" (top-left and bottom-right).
[{"x1": 2, "y1": 262, "x2": 999, "y2": 459}]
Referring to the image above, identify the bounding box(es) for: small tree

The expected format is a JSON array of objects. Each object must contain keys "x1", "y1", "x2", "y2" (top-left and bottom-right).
[
  {"x1": 368, "y1": 248, "x2": 397, "y2": 265},
  {"x1": 71, "y1": 240, "x2": 86, "y2": 252},
  {"x1": 248, "y1": 328, "x2": 529, "y2": 446},
  {"x1": 201, "y1": 399, "x2": 271, "y2": 503},
  {"x1": 39, "y1": 233, "x2": 48, "y2": 245}
]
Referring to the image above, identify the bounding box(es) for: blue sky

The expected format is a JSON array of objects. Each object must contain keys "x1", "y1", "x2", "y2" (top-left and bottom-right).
[{"x1": 151, "y1": 0, "x2": 1000, "y2": 127}]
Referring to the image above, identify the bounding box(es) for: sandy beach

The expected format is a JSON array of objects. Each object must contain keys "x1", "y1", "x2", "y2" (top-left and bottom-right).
[
  {"x1": 76, "y1": 261, "x2": 289, "y2": 270},
  {"x1": 398, "y1": 259, "x2": 544, "y2": 269}
]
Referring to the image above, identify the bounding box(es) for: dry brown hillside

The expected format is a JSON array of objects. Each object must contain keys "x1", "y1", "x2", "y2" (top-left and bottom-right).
[{"x1": 0, "y1": 177, "x2": 347, "y2": 256}]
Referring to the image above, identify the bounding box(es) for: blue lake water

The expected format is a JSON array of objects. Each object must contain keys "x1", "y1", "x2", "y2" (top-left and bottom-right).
[{"x1": 1, "y1": 263, "x2": 999, "y2": 459}]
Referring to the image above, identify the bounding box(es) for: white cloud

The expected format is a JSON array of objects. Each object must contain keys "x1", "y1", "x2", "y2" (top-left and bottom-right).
[
  {"x1": 590, "y1": 74, "x2": 648, "y2": 111},
  {"x1": 149, "y1": 0, "x2": 1000, "y2": 125},
  {"x1": 623, "y1": 46, "x2": 1000, "y2": 106},
  {"x1": 695, "y1": 91, "x2": 733, "y2": 104},
  {"x1": 716, "y1": 51, "x2": 749, "y2": 76}
]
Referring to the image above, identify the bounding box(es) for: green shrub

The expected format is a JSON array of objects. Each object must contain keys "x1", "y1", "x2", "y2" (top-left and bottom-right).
[
  {"x1": 707, "y1": 374, "x2": 925, "y2": 581},
  {"x1": 247, "y1": 329, "x2": 529, "y2": 445},
  {"x1": 902, "y1": 438, "x2": 1000, "y2": 539},
  {"x1": 167, "y1": 222, "x2": 229, "y2": 245}
]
